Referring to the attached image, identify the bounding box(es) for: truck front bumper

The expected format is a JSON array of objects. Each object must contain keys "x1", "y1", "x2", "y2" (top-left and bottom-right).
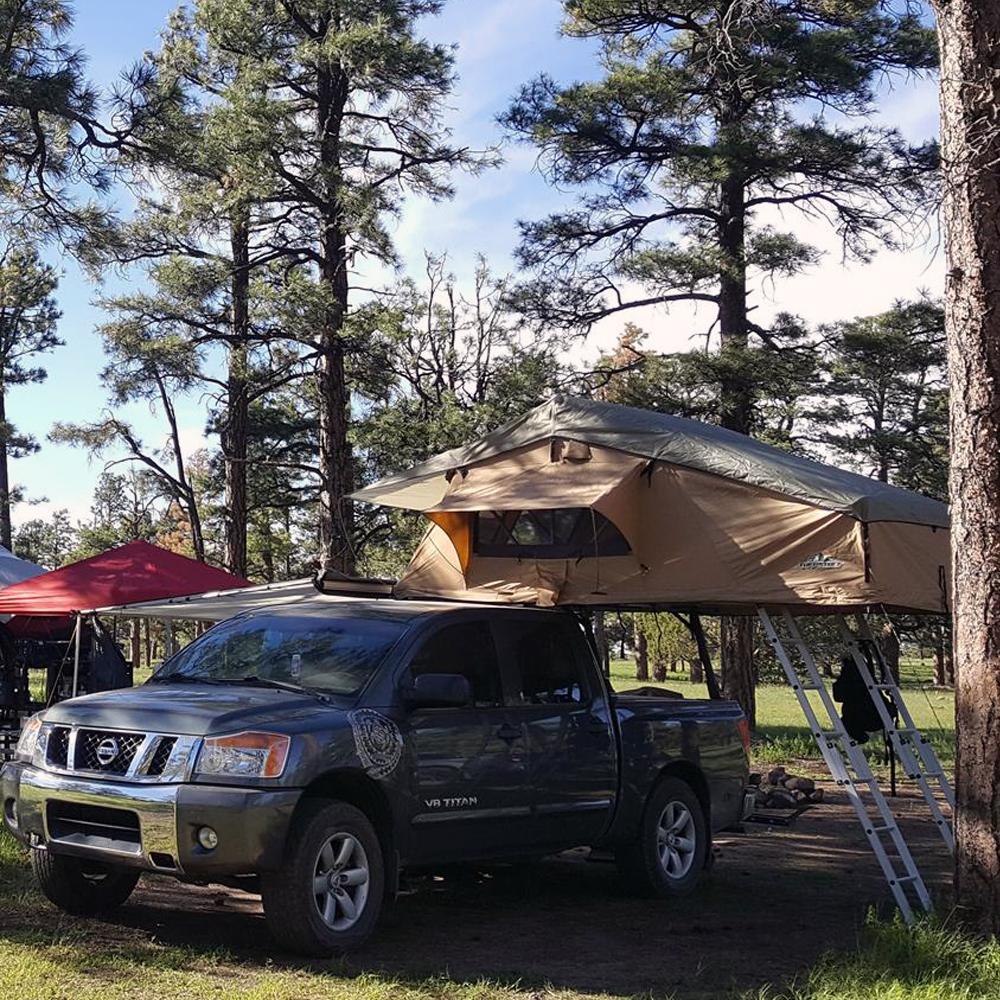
[{"x1": 1, "y1": 761, "x2": 301, "y2": 877}]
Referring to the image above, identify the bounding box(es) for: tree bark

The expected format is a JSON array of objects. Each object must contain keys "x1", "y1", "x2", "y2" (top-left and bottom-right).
[
  {"x1": 634, "y1": 623, "x2": 649, "y2": 681},
  {"x1": 222, "y1": 205, "x2": 250, "y2": 578},
  {"x1": 716, "y1": 167, "x2": 756, "y2": 724},
  {"x1": 593, "y1": 611, "x2": 610, "y2": 674},
  {"x1": 720, "y1": 616, "x2": 756, "y2": 727},
  {"x1": 932, "y1": 0, "x2": 1000, "y2": 933},
  {"x1": 934, "y1": 622, "x2": 947, "y2": 687},
  {"x1": 316, "y1": 48, "x2": 354, "y2": 574},
  {"x1": 0, "y1": 386, "x2": 11, "y2": 549}
]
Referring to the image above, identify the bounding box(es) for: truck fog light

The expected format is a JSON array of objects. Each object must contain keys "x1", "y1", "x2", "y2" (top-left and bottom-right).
[{"x1": 197, "y1": 826, "x2": 219, "y2": 850}]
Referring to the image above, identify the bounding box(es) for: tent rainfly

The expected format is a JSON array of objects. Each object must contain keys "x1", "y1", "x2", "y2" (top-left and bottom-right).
[{"x1": 350, "y1": 396, "x2": 951, "y2": 613}]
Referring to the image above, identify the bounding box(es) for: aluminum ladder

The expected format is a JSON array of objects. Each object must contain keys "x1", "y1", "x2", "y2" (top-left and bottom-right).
[
  {"x1": 757, "y1": 607, "x2": 941, "y2": 923},
  {"x1": 839, "y1": 613, "x2": 955, "y2": 851}
]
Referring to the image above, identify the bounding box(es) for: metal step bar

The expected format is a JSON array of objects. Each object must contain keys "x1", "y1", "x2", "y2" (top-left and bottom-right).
[{"x1": 757, "y1": 607, "x2": 950, "y2": 923}]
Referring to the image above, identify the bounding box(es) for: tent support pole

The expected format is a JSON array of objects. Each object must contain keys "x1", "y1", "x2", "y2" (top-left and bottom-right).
[
  {"x1": 71, "y1": 615, "x2": 82, "y2": 698},
  {"x1": 675, "y1": 612, "x2": 722, "y2": 700}
]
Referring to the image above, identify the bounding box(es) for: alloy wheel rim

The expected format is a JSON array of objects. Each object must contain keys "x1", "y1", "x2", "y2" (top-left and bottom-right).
[
  {"x1": 312, "y1": 832, "x2": 370, "y2": 931},
  {"x1": 656, "y1": 801, "x2": 696, "y2": 879}
]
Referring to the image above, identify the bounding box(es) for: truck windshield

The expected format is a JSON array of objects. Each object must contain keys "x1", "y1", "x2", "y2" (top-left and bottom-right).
[{"x1": 151, "y1": 613, "x2": 410, "y2": 698}]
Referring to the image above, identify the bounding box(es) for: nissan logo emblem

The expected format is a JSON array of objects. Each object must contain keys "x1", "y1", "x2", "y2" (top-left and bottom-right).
[{"x1": 95, "y1": 737, "x2": 120, "y2": 766}]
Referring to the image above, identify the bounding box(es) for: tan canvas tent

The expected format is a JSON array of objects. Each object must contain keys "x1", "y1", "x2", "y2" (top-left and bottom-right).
[{"x1": 351, "y1": 396, "x2": 950, "y2": 613}]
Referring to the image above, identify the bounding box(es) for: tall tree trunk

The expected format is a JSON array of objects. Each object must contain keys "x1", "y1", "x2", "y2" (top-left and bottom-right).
[
  {"x1": 316, "y1": 55, "x2": 354, "y2": 575},
  {"x1": 720, "y1": 616, "x2": 756, "y2": 727},
  {"x1": 934, "y1": 622, "x2": 947, "y2": 687},
  {"x1": 155, "y1": 376, "x2": 205, "y2": 562},
  {"x1": 634, "y1": 623, "x2": 649, "y2": 681},
  {"x1": 0, "y1": 386, "x2": 11, "y2": 550},
  {"x1": 593, "y1": 611, "x2": 610, "y2": 674},
  {"x1": 932, "y1": 0, "x2": 1000, "y2": 933},
  {"x1": 223, "y1": 205, "x2": 250, "y2": 578},
  {"x1": 717, "y1": 168, "x2": 756, "y2": 724}
]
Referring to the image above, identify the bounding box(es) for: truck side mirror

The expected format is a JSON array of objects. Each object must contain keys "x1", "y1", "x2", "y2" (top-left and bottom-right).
[{"x1": 405, "y1": 673, "x2": 473, "y2": 709}]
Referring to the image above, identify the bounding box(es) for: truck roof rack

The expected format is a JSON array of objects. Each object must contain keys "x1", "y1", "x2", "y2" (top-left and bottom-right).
[{"x1": 312, "y1": 570, "x2": 397, "y2": 599}]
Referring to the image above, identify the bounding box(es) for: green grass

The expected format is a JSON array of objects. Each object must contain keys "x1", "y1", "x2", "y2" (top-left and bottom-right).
[
  {"x1": 608, "y1": 657, "x2": 956, "y2": 771},
  {"x1": 749, "y1": 915, "x2": 1000, "y2": 1000},
  {"x1": 0, "y1": 832, "x2": 607, "y2": 1000}
]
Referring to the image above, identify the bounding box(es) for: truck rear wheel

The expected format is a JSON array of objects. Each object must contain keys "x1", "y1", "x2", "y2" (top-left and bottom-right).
[
  {"x1": 31, "y1": 849, "x2": 140, "y2": 915},
  {"x1": 616, "y1": 776, "x2": 708, "y2": 897},
  {"x1": 260, "y1": 799, "x2": 384, "y2": 957}
]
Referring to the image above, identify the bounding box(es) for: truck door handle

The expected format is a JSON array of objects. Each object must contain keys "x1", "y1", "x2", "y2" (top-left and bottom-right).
[{"x1": 496, "y1": 722, "x2": 523, "y2": 742}]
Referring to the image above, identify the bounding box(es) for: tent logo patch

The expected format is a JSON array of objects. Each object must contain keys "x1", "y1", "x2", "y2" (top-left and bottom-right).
[
  {"x1": 798, "y1": 553, "x2": 845, "y2": 571},
  {"x1": 348, "y1": 709, "x2": 403, "y2": 779}
]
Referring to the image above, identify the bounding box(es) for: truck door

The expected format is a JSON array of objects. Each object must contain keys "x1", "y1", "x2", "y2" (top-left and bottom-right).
[
  {"x1": 503, "y1": 617, "x2": 617, "y2": 848},
  {"x1": 401, "y1": 618, "x2": 534, "y2": 861}
]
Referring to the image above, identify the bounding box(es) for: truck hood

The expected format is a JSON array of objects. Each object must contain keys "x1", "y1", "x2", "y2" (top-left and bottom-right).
[{"x1": 42, "y1": 683, "x2": 338, "y2": 736}]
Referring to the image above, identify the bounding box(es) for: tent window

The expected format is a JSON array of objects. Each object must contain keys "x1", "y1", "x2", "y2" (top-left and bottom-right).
[{"x1": 473, "y1": 508, "x2": 630, "y2": 559}]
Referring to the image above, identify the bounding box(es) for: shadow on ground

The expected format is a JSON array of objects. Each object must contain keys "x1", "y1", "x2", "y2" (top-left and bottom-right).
[{"x1": 0, "y1": 785, "x2": 954, "y2": 999}]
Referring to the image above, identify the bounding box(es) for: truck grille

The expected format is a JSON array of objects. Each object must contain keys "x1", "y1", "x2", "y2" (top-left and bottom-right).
[
  {"x1": 37, "y1": 725, "x2": 198, "y2": 782},
  {"x1": 48, "y1": 726, "x2": 70, "y2": 768},
  {"x1": 75, "y1": 730, "x2": 145, "y2": 775},
  {"x1": 147, "y1": 736, "x2": 177, "y2": 776}
]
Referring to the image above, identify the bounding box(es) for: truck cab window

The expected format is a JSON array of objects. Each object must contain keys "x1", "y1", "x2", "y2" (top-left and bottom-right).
[
  {"x1": 514, "y1": 623, "x2": 587, "y2": 705},
  {"x1": 409, "y1": 622, "x2": 502, "y2": 707}
]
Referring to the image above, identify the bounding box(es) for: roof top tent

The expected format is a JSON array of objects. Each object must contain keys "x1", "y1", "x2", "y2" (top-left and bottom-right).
[
  {"x1": 351, "y1": 395, "x2": 949, "y2": 614},
  {"x1": 350, "y1": 396, "x2": 953, "y2": 923}
]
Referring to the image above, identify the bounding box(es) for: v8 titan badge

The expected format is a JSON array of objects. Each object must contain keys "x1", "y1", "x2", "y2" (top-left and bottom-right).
[{"x1": 348, "y1": 709, "x2": 403, "y2": 779}]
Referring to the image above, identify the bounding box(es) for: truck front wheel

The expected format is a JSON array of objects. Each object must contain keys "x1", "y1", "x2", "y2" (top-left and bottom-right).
[
  {"x1": 31, "y1": 849, "x2": 140, "y2": 914},
  {"x1": 616, "y1": 776, "x2": 708, "y2": 897},
  {"x1": 260, "y1": 799, "x2": 384, "y2": 956}
]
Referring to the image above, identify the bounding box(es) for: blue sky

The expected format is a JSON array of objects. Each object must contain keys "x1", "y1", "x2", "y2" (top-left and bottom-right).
[{"x1": 11, "y1": 0, "x2": 942, "y2": 530}]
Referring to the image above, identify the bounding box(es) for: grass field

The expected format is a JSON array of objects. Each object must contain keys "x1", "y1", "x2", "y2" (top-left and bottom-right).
[
  {"x1": 608, "y1": 656, "x2": 956, "y2": 769},
  {"x1": 0, "y1": 653, "x2": 962, "y2": 999}
]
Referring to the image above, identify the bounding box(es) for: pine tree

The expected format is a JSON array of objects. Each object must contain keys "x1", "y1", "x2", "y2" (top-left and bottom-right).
[
  {"x1": 502, "y1": 0, "x2": 938, "y2": 724},
  {"x1": 187, "y1": 0, "x2": 492, "y2": 572},
  {"x1": 0, "y1": 241, "x2": 61, "y2": 548},
  {"x1": 810, "y1": 300, "x2": 947, "y2": 498},
  {"x1": 0, "y1": 0, "x2": 158, "y2": 245}
]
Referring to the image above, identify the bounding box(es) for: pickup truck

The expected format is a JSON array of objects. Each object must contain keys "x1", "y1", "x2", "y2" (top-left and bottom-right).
[{"x1": 1, "y1": 599, "x2": 750, "y2": 956}]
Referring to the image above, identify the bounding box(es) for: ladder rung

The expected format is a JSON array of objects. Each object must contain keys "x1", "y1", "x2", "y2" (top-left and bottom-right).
[
  {"x1": 870, "y1": 824, "x2": 895, "y2": 833},
  {"x1": 892, "y1": 875, "x2": 919, "y2": 884}
]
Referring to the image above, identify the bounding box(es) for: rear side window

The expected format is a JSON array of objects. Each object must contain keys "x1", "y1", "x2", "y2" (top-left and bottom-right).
[
  {"x1": 409, "y1": 621, "x2": 502, "y2": 707},
  {"x1": 513, "y1": 622, "x2": 589, "y2": 705}
]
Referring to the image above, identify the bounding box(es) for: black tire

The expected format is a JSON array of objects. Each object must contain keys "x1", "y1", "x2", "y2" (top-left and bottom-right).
[
  {"x1": 616, "y1": 776, "x2": 709, "y2": 898},
  {"x1": 31, "y1": 849, "x2": 140, "y2": 915},
  {"x1": 260, "y1": 799, "x2": 384, "y2": 957}
]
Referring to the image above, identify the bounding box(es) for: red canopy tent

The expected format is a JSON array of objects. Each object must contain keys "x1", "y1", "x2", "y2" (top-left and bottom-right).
[{"x1": 0, "y1": 541, "x2": 250, "y2": 617}]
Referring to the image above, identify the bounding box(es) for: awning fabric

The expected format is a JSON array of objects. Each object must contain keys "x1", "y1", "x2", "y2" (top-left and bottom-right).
[
  {"x1": 351, "y1": 397, "x2": 951, "y2": 614},
  {"x1": 92, "y1": 578, "x2": 340, "y2": 621},
  {"x1": 0, "y1": 541, "x2": 251, "y2": 616}
]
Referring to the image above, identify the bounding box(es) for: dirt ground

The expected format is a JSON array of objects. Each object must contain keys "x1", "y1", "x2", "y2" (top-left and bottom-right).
[{"x1": 100, "y1": 781, "x2": 953, "y2": 999}]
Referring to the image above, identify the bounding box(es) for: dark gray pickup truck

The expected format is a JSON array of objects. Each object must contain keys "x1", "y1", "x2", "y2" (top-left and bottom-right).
[{"x1": 1, "y1": 599, "x2": 750, "y2": 955}]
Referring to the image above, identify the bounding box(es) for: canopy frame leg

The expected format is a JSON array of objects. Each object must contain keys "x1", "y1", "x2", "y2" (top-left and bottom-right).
[{"x1": 70, "y1": 614, "x2": 82, "y2": 699}]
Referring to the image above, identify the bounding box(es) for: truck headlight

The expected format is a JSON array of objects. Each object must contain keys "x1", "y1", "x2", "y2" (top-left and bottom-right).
[
  {"x1": 15, "y1": 715, "x2": 46, "y2": 764},
  {"x1": 195, "y1": 732, "x2": 290, "y2": 779}
]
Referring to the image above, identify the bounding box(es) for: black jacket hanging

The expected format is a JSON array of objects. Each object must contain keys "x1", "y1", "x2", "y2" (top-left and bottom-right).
[{"x1": 832, "y1": 655, "x2": 897, "y2": 743}]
